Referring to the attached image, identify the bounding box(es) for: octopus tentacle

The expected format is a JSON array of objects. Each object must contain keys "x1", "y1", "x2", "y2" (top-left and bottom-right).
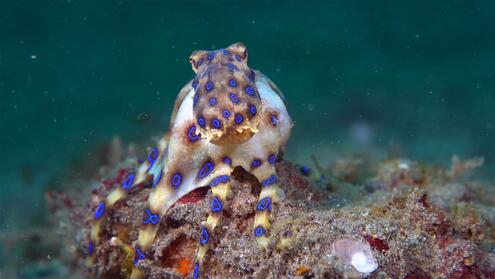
[
  {"x1": 86, "y1": 43, "x2": 292, "y2": 279},
  {"x1": 251, "y1": 161, "x2": 281, "y2": 249},
  {"x1": 130, "y1": 155, "x2": 228, "y2": 278},
  {"x1": 87, "y1": 136, "x2": 169, "y2": 269},
  {"x1": 193, "y1": 167, "x2": 233, "y2": 278}
]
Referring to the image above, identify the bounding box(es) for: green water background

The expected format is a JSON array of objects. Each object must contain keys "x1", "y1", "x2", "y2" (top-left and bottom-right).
[{"x1": 0, "y1": 1, "x2": 494, "y2": 272}]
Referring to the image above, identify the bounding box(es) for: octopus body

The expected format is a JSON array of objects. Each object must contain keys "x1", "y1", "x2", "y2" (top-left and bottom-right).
[{"x1": 89, "y1": 43, "x2": 292, "y2": 278}]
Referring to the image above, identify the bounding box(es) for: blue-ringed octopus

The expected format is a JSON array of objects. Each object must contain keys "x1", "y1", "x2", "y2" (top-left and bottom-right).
[{"x1": 89, "y1": 43, "x2": 293, "y2": 278}]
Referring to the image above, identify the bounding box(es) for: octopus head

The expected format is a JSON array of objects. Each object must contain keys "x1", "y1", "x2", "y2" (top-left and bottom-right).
[{"x1": 189, "y1": 43, "x2": 261, "y2": 145}]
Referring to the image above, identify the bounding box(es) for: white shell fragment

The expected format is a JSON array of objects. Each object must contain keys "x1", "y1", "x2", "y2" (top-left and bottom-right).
[{"x1": 333, "y1": 238, "x2": 378, "y2": 273}]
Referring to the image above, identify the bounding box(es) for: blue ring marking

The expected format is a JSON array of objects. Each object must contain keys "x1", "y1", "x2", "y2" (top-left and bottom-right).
[
  {"x1": 199, "y1": 226, "x2": 209, "y2": 245},
  {"x1": 143, "y1": 208, "x2": 159, "y2": 225},
  {"x1": 152, "y1": 170, "x2": 162, "y2": 188},
  {"x1": 251, "y1": 159, "x2": 262, "y2": 168},
  {"x1": 88, "y1": 241, "x2": 94, "y2": 256},
  {"x1": 193, "y1": 263, "x2": 199, "y2": 279},
  {"x1": 205, "y1": 81, "x2": 214, "y2": 92},
  {"x1": 197, "y1": 58, "x2": 204, "y2": 67},
  {"x1": 188, "y1": 125, "x2": 200, "y2": 142},
  {"x1": 207, "y1": 51, "x2": 216, "y2": 61},
  {"x1": 193, "y1": 92, "x2": 199, "y2": 106},
  {"x1": 133, "y1": 247, "x2": 145, "y2": 266},
  {"x1": 235, "y1": 54, "x2": 242, "y2": 61},
  {"x1": 218, "y1": 175, "x2": 230, "y2": 182},
  {"x1": 198, "y1": 161, "x2": 214, "y2": 179},
  {"x1": 223, "y1": 49, "x2": 230, "y2": 56},
  {"x1": 171, "y1": 173, "x2": 182, "y2": 188},
  {"x1": 192, "y1": 79, "x2": 199, "y2": 90},
  {"x1": 201, "y1": 69, "x2": 209, "y2": 78},
  {"x1": 254, "y1": 226, "x2": 265, "y2": 237},
  {"x1": 211, "y1": 196, "x2": 223, "y2": 212},
  {"x1": 299, "y1": 165, "x2": 311, "y2": 175},
  {"x1": 210, "y1": 175, "x2": 230, "y2": 186},
  {"x1": 257, "y1": 197, "x2": 272, "y2": 211},
  {"x1": 249, "y1": 104, "x2": 257, "y2": 116},
  {"x1": 248, "y1": 70, "x2": 256, "y2": 82},
  {"x1": 222, "y1": 156, "x2": 232, "y2": 165},
  {"x1": 146, "y1": 147, "x2": 158, "y2": 172},
  {"x1": 268, "y1": 154, "x2": 277, "y2": 165},
  {"x1": 222, "y1": 109, "x2": 231, "y2": 119},
  {"x1": 270, "y1": 114, "x2": 278, "y2": 126},
  {"x1": 262, "y1": 175, "x2": 278, "y2": 187},
  {"x1": 228, "y1": 79, "x2": 237, "y2": 87},
  {"x1": 197, "y1": 116, "x2": 206, "y2": 128},
  {"x1": 209, "y1": 97, "x2": 217, "y2": 106},
  {"x1": 229, "y1": 93, "x2": 240, "y2": 104},
  {"x1": 226, "y1": 62, "x2": 238, "y2": 72},
  {"x1": 234, "y1": 113, "x2": 244, "y2": 124},
  {"x1": 122, "y1": 173, "x2": 135, "y2": 190},
  {"x1": 94, "y1": 201, "x2": 105, "y2": 220},
  {"x1": 211, "y1": 118, "x2": 222, "y2": 129},
  {"x1": 245, "y1": 86, "x2": 255, "y2": 96}
]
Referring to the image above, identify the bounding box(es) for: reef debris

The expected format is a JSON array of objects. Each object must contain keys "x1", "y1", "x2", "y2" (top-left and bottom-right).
[{"x1": 50, "y1": 145, "x2": 495, "y2": 278}]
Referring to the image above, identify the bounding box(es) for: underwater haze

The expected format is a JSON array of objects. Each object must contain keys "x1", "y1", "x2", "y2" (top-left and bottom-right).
[{"x1": 0, "y1": 1, "x2": 494, "y2": 278}]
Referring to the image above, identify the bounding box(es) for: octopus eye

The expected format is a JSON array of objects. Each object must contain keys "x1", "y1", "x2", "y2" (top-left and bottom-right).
[
  {"x1": 245, "y1": 85, "x2": 255, "y2": 96},
  {"x1": 234, "y1": 113, "x2": 244, "y2": 124},
  {"x1": 248, "y1": 104, "x2": 257, "y2": 116},
  {"x1": 205, "y1": 81, "x2": 214, "y2": 92},
  {"x1": 228, "y1": 79, "x2": 237, "y2": 87},
  {"x1": 209, "y1": 97, "x2": 217, "y2": 106}
]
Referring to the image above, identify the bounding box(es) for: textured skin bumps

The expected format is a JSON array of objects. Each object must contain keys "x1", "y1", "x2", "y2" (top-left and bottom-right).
[
  {"x1": 190, "y1": 43, "x2": 262, "y2": 144},
  {"x1": 88, "y1": 43, "x2": 293, "y2": 279}
]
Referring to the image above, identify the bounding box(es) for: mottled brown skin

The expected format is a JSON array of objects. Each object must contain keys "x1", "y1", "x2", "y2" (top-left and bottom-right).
[
  {"x1": 190, "y1": 43, "x2": 261, "y2": 144},
  {"x1": 88, "y1": 43, "x2": 293, "y2": 279}
]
